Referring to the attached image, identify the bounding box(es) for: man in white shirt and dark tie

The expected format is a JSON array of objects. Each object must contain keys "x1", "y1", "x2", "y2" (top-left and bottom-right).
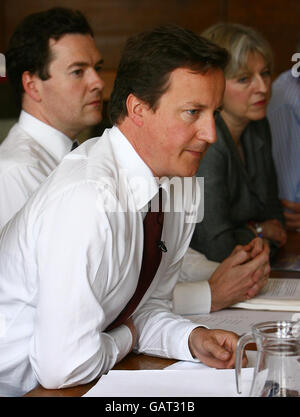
[
  {"x1": 0, "y1": 7, "x2": 104, "y2": 230},
  {"x1": 0, "y1": 24, "x2": 266, "y2": 397}
]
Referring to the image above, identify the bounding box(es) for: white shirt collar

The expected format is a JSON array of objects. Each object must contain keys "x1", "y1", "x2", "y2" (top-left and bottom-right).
[
  {"x1": 18, "y1": 110, "x2": 73, "y2": 162},
  {"x1": 108, "y1": 126, "x2": 170, "y2": 212}
]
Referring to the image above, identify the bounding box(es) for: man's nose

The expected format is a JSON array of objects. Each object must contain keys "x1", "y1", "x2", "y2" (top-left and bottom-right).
[
  {"x1": 89, "y1": 69, "x2": 105, "y2": 91},
  {"x1": 196, "y1": 114, "x2": 217, "y2": 144}
]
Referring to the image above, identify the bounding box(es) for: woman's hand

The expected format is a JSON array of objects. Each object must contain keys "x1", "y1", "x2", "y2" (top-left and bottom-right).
[{"x1": 260, "y1": 219, "x2": 287, "y2": 247}]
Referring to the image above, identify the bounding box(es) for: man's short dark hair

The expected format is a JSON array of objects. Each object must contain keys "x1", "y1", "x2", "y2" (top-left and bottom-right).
[
  {"x1": 6, "y1": 7, "x2": 94, "y2": 109},
  {"x1": 109, "y1": 24, "x2": 228, "y2": 125}
]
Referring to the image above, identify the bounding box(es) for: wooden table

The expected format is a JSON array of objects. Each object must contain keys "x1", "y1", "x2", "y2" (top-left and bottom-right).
[{"x1": 25, "y1": 231, "x2": 300, "y2": 397}]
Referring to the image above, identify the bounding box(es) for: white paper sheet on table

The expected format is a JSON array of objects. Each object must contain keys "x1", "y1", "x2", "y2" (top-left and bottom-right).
[
  {"x1": 184, "y1": 309, "x2": 295, "y2": 335},
  {"x1": 83, "y1": 367, "x2": 253, "y2": 397},
  {"x1": 165, "y1": 350, "x2": 257, "y2": 370},
  {"x1": 83, "y1": 310, "x2": 300, "y2": 397}
]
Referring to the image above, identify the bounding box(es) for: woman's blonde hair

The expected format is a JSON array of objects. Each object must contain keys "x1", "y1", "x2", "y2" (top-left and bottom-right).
[{"x1": 201, "y1": 22, "x2": 274, "y2": 78}]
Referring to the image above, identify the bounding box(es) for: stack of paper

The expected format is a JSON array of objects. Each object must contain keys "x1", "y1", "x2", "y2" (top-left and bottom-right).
[
  {"x1": 83, "y1": 368, "x2": 253, "y2": 397},
  {"x1": 184, "y1": 308, "x2": 295, "y2": 334},
  {"x1": 232, "y1": 278, "x2": 300, "y2": 311}
]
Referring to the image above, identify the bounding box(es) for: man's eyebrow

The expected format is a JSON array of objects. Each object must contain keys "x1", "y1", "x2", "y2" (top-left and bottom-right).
[
  {"x1": 184, "y1": 101, "x2": 224, "y2": 112},
  {"x1": 95, "y1": 59, "x2": 104, "y2": 67},
  {"x1": 67, "y1": 58, "x2": 104, "y2": 70},
  {"x1": 184, "y1": 101, "x2": 206, "y2": 108}
]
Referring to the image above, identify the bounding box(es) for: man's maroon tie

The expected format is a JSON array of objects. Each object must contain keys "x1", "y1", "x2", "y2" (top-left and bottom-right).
[{"x1": 106, "y1": 189, "x2": 165, "y2": 331}]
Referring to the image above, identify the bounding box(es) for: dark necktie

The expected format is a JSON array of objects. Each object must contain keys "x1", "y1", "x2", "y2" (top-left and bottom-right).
[
  {"x1": 70, "y1": 141, "x2": 78, "y2": 151},
  {"x1": 106, "y1": 188, "x2": 166, "y2": 331}
]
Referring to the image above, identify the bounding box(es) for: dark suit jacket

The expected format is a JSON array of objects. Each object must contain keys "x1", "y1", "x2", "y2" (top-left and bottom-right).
[{"x1": 190, "y1": 114, "x2": 285, "y2": 262}]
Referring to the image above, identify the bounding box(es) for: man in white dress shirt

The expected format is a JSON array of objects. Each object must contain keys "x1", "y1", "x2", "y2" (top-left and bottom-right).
[
  {"x1": 0, "y1": 7, "x2": 104, "y2": 230},
  {"x1": 0, "y1": 25, "x2": 250, "y2": 396}
]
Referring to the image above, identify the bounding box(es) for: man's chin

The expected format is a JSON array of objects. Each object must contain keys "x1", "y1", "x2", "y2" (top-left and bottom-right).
[
  {"x1": 170, "y1": 167, "x2": 199, "y2": 178},
  {"x1": 86, "y1": 112, "x2": 103, "y2": 127},
  {"x1": 182, "y1": 163, "x2": 201, "y2": 177}
]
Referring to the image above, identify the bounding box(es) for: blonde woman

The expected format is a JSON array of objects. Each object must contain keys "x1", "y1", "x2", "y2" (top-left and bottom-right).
[{"x1": 190, "y1": 23, "x2": 286, "y2": 262}]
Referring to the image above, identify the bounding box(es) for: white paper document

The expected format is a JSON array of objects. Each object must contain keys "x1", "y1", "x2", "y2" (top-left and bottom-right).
[
  {"x1": 232, "y1": 278, "x2": 300, "y2": 311},
  {"x1": 165, "y1": 350, "x2": 258, "y2": 370},
  {"x1": 83, "y1": 368, "x2": 253, "y2": 397},
  {"x1": 185, "y1": 308, "x2": 294, "y2": 335}
]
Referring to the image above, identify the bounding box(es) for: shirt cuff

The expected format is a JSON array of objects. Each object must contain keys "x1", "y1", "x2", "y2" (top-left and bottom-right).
[
  {"x1": 107, "y1": 324, "x2": 132, "y2": 363},
  {"x1": 170, "y1": 320, "x2": 209, "y2": 363},
  {"x1": 173, "y1": 280, "x2": 211, "y2": 315},
  {"x1": 180, "y1": 247, "x2": 219, "y2": 282}
]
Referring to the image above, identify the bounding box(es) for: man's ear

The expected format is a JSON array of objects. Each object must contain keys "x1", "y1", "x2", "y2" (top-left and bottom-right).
[
  {"x1": 126, "y1": 93, "x2": 149, "y2": 127},
  {"x1": 22, "y1": 71, "x2": 42, "y2": 102}
]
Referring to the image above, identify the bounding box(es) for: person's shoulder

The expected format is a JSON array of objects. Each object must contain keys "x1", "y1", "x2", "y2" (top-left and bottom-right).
[
  {"x1": 0, "y1": 122, "x2": 20, "y2": 152},
  {"x1": 60, "y1": 131, "x2": 120, "y2": 186},
  {"x1": 272, "y1": 69, "x2": 294, "y2": 87},
  {"x1": 38, "y1": 131, "x2": 120, "y2": 207},
  {"x1": 214, "y1": 114, "x2": 232, "y2": 143},
  {"x1": 0, "y1": 126, "x2": 35, "y2": 171},
  {"x1": 194, "y1": 117, "x2": 232, "y2": 179},
  {"x1": 204, "y1": 114, "x2": 235, "y2": 157},
  {"x1": 269, "y1": 70, "x2": 299, "y2": 109},
  {"x1": 0, "y1": 125, "x2": 50, "y2": 178},
  {"x1": 247, "y1": 117, "x2": 271, "y2": 141}
]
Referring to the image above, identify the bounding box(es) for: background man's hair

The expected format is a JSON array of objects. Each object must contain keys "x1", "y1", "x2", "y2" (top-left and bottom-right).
[
  {"x1": 109, "y1": 24, "x2": 228, "y2": 125},
  {"x1": 6, "y1": 7, "x2": 94, "y2": 109}
]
